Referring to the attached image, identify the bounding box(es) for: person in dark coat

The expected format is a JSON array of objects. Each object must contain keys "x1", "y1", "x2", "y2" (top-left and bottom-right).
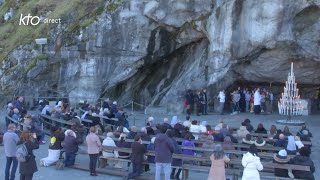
[
  {"x1": 102, "y1": 99, "x2": 111, "y2": 110},
  {"x1": 255, "y1": 123, "x2": 267, "y2": 134},
  {"x1": 167, "y1": 129, "x2": 182, "y2": 180},
  {"x1": 184, "y1": 89, "x2": 194, "y2": 115},
  {"x1": 283, "y1": 126, "x2": 292, "y2": 136},
  {"x1": 273, "y1": 129, "x2": 282, "y2": 140},
  {"x1": 273, "y1": 149, "x2": 290, "y2": 178},
  {"x1": 154, "y1": 126, "x2": 175, "y2": 180},
  {"x1": 116, "y1": 133, "x2": 131, "y2": 168},
  {"x1": 127, "y1": 126, "x2": 138, "y2": 140},
  {"x1": 243, "y1": 119, "x2": 254, "y2": 132},
  {"x1": 146, "y1": 122, "x2": 155, "y2": 136},
  {"x1": 173, "y1": 123, "x2": 184, "y2": 138},
  {"x1": 226, "y1": 129, "x2": 238, "y2": 143},
  {"x1": 162, "y1": 118, "x2": 172, "y2": 132},
  {"x1": 296, "y1": 125, "x2": 312, "y2": 138},
  {"x1": 138, "y1": 127, "x2": 151, "y2": 142},
  {"x1": 62, "y1": 129, "x2": 82, "y2": 167},
  {"x1": 111, "y1": 101, "x2": 118, "y2": 116},
  {"x1": 274, "y1": 134, "x2": 286, "y2": 148},
  {"x1": 297, "y1": 130, "x2": 311, "y2": 142},
  {"x1": 18, "y1": 131, "x2": 39, "y2": 180},
  {"x1": 147, "y1": 137, "x2": 156, "y2": 164},
  {"x1": 85, "y1": 112, "x2": 105, "y2": 133},
  {"x1": 289, "y1": 146, "x2": 315, "y2": 180},
  {"x1": 212, "y1": 127, "x2": 224, "y2": 142},
  {"x1": 126, "y1": 135, "x2": 146, "y2": 179}
]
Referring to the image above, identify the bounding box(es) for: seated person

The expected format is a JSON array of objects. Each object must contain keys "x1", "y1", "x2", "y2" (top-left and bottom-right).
[
  {"x1": 273, "y1": 149, "x2": 290, "y2": 178},
  {"x1": 212, "y1": 127, "x2": 224, "y2": 142},
  {"x1": 286, "y1": 136, "x2": 297, "y2": 155},
  {"x1": 273, "y1": 129, "x2": 282, "y2": 139},
  {"x1": 236, "y1": 122, "x2": 250, "y2": 140},
  {"x1": 289, "y1": 146, "x2": 315, "y2": 180},
  {"x1": 274, "y1": 134, "x2": 286, "y2": 148},
  {"x1": 296, "y1": 125, "x2": 312, "y2": 138},
  {"x1": 242, "y1": 134, "x2": 254, "y2": 145},
  {"x1": 127, "y1": 126, "x2": 138, "y2": 139},
  {"x1": 298, "y1": 130, "x2": 311, "y2": 142},
  {"x1": 102, "y1": 132, "x2": 121, "y2": 168},
  {"x1": 255, "y1": 123, "x2": 267, "y2": 134},
  {"x1": 243, "y1": 119, "x2": 254, "y2": 132},
  {"x1": 283, "y1": 126, "x2": 292, "y2": 136},
  {"x1": 254, "y1": 136, "x2": 266, "y2": 147}
]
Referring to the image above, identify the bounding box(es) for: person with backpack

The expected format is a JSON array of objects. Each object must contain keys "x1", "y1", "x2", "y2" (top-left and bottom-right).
[
  {"x1": 17, "y1": 131, "x2": 39, "y2": 180},
  {"x1": 4, "y1": 124, "x2": 20, "y2": 180}
]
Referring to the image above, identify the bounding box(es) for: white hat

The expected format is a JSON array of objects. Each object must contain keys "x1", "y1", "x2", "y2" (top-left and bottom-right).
[
  {"x1": 113, "y1": 101, "x2": 117, "y2": 105},
  {"x1": 278, "y1": 149, "x2": 287, "y2": 157},
  {"x1": 107, "y1": 132, "x2": 114, "y2": 137}
]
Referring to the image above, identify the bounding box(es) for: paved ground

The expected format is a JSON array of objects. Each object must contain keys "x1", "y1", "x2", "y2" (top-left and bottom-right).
[{"x1": 1, "y1": 109, "x2": 319, "y2": 180}]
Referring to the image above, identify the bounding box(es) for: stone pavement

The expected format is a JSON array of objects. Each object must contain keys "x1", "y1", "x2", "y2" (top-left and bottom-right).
[{"x1": 1, "y1": 110, "x2": 319, "y2": 179}]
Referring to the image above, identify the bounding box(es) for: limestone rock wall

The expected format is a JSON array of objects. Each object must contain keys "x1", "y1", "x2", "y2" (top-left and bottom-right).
[{"x1": 1, "y1": 0, "x2": 320, "y2": 112}]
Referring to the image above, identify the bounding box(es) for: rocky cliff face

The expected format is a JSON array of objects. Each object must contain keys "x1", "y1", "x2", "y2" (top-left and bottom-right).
[{"x1": 1, "y1": 0, "x2": 320, "y2": 112}]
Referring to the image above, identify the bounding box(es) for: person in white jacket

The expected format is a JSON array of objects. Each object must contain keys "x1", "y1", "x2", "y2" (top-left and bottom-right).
[
  {"x1": 217, "y1": 90, "x2": 225, "y2": 115},
  {"x1": 254, "y1": 88, "x2": 262, "y2": 114},
  {"x1": 242, "y1": 144, "x2": 263, "y2": 180},
  {"x1": 102, "y1": 132, "x2": 121, "y2": 168}
]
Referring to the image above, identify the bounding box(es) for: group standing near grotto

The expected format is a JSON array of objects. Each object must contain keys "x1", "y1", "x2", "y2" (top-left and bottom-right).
[{"x1": 0, "y1": 94, "x2": 316, "y2": 180}]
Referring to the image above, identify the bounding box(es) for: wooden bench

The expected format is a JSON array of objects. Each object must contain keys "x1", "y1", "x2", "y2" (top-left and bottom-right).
[
  {"x1": 6, "y1": 115, "x2": 31, "y2": 129},
  {"x1": 100, "y1": 146, "x2": 310, "y2": 180}
]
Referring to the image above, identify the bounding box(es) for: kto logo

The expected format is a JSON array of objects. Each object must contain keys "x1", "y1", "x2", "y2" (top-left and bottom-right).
[
  {"x1": 19, "y1": 14, "x2": 40, "y2": 25},
  {"x1": 19, "y1": 14, "x2": 61, "y2": 25}
]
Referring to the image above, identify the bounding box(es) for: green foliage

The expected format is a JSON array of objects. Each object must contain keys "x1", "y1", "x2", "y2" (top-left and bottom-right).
[
  {"x1": 0, "y1": 0, "x2": 105, "y2": 62},
  {"x1": 25, "y1": 54, "x2": 48, "y2": 73},
  {"x1": 106, "y1": 0, "x2": 123, "y2": 13}
]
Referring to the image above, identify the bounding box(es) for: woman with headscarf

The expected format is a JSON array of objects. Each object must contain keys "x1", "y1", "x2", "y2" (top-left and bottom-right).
[
  {"x1": 200, "y1": 121, "x2": 207, "y2": 133},
  {"x1": 242, "y1": 144, "x2": 263, "y2": 180},
  {"x1": 207, "y1": 144, "x2": 230, "y2": 180},
  {"x1": 102, "y1": 132, "x2": 120, "y2": 168},
  {"x1": 286, "y1": 135, "x2": 297, "y2": 155},
  {"x1": 170, "y1": 116, "x2": 178, "y2": 127}
]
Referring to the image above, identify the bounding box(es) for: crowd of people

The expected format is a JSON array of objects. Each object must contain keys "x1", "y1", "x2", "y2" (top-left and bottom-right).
[
  {"x1": 2, "y1": 96, "x2": 316, "y2": 180},
  {"x1": 184, "y1": 87, "x2": 274, "y2": 116}
]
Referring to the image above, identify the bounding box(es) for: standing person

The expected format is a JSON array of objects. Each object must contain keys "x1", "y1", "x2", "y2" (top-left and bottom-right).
[
  {"x1": 260, "y1": 90, "x2": 266, "y2": 113},
  {"x1": 250, "y1": 93, "x2": 254, "y2": 113},
  {"x1": 207, "y1": 144, "x2": 230, "y2": 180},
  {"x1": 195, "y1": 91, "x2": 201, "y2": 116},
  {"x1": 239, "y1": 88, "x2": 246, "y2": 112},
  {"x1": 4, "y1": 124, "x2": 19, "y2": 180},
  {"x1": 184, "y1": 89, "x2": 194, "y2": 116},
  {"x1": 242, "y1": 144, "x2": 263, "y2": 180},
  {"x1": 217, "y1": 90, "x2": 225, "y2": 115},
  {"x1": 18, "y1": 131, "x2": 40, "y2": 180},
  {"x1": 202, "y1": 89, "x2": 208, "y2": 115},
  {"x1": 254, "y1": 88, "x2": 261, "y2": 114},
  {"x1": 86, "y1": 126, "x2": 102, "y2": 176},
  {"x1": 125, "y1": 135, "x2": 146, "y2": 179},
  {"x1": 245, "y1": 91, "x2": 251, "y2": 112},
  {"x1": 269, "y1": 91, "x2": 274, "y2": 113},
  {"x1": 154, "y1": 126, "x2": 175, "y2": 180}
]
